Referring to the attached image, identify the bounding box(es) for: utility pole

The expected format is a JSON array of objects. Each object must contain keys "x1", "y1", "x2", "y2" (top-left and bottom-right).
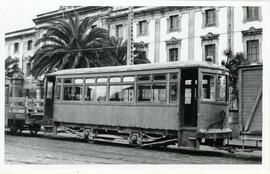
[{"x1": 127, "y1": 7, "x2": 134, "y2": 65}]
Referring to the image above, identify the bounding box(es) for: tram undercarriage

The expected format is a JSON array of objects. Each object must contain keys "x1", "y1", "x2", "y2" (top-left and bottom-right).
[{"x1": 52, "y1": 122, "x2": 231, "y2": 149}]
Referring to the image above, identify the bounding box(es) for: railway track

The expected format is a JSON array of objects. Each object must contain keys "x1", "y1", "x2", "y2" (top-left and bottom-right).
[{"x1": 5, "y1": 130, "x2": 262, "y2": 162}]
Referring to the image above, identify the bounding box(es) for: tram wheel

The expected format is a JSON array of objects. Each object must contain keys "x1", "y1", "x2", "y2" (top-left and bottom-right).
[
  {"x1": 29, "y1": 125, "x2": 39, "y2": 135},
  {"x1": 10, "y1": 127, "x2": 18, "y2": 134}
]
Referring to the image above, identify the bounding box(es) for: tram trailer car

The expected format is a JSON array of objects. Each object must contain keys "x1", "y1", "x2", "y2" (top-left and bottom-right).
[
  {"x1": 44, "y1": 61, "x2": 232, "y2": 148},
  {"x1": 238, "y1": 64, "x2": 262, "y2": 143}
]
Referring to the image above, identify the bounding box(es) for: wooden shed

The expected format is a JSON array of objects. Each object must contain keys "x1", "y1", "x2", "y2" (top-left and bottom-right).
[{"x1": 239, "y1": 64, "x2": 262, "y2": 142}]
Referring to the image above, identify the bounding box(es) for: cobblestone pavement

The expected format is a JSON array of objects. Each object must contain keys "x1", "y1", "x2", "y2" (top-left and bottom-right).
[{"x1": 5, "y1": 131, "x2": 261, "y2": 164}]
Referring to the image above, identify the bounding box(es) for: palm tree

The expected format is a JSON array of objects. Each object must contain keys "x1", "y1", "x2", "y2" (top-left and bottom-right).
[
  {"x1": 103, "y1": 36, "x2": 150, "y2": 65},
  {"x1": 5, "y1": 56, "x2": 20, "y2": 77},
  {"x1": 30, "y1": 14, "x2": 110, "y2": 78},
  {"x1": 223, "y1": 48, "x2": 247, "y2": 108}
]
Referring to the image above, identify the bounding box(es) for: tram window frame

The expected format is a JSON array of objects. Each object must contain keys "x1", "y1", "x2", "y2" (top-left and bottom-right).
[
  {"x1": 74, "y1": 78, "x2": 83, "y2": 84},
  {"x1": 137, "y1": 75, "x2": 151, "y2": 81},
  {"x1": 137, "y1": 84, "x2": 152, "y2": 102},
  {"x1": 56, "y1": 78, "x2": 62, "y2": 84},
  {"x1": 55, "y1": 85, "x2": 61, "y2": 101},
  {"x1": 97, "y1": 77, "x2": 108, "y2": 83},
  {"x1": 137, "y1": 73, "x2": 168, "y2": 103},
  {"x1": 170, "y1": 73, "x2": 178, "y2": 81},
  {"x1": 202, "y1": 74, "x2": 216, "y2": 101},
  {"x1": 85, "y1": 78, "x2": 96, "y2": 84},
  {"x1": 95, "y1": 85, "x2": 107, "y2": 102},
  {"x1": 110, "y1": 77, "x2": 121, "y2": 83},
  {"x1": 153, "y1": 74, "x2": 167, "y2": 81},
  {"x1": 216, "y1": 75, "x2": 227, "y2": 101},
  {"x1": 84, "y1": 85, "x2": 96, "y2": 102},
  {"x1": 169, "y1": 83, "x2": 178, "y2": 102},
  {"x1": 152, "y1": 83, "x2": 167, "y2": 103},
  {"x1": 63, "y1": 78, "x2": 72, "y2": 84},
  {"x1": 109, "y1": 83, "x2": 135, "y2": 103},
  {"x1": 123, "y1": 76, "x2": 135, "y2": 82},
  {"x1": 63, "y1": 85, "x2": 83, "y2": 101}
]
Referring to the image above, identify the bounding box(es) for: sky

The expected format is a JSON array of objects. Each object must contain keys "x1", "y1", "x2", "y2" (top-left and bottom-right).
[{"x1": 1, "y1": 0, "x2": 83, "y2": 33}]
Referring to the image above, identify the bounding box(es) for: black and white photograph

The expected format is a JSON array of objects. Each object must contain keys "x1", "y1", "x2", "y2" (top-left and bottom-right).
[{"x1": 1, "y1": 0, "x2": 269, "y2": 172}]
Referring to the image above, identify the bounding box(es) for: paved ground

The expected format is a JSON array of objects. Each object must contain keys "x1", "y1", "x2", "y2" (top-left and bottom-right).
[{"x1": 5, "y1": 131, "x2": 261, "y2": 164}]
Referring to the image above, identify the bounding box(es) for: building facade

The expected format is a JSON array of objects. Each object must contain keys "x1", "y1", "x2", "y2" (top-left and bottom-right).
[{"x1": 5, "y1": 6, "x2": 263, "y2": 98}]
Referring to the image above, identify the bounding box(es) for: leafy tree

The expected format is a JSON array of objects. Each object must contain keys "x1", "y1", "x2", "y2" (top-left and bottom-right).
[
  {"x1": 103, "y1": 36, "x2": 150, "y2": 65},
  {"x1": 30, "y1": 14, "x2": 111, "y2": 78},
  {"x1": 223, "y1": 48, "x2": 248, "y2": 106},
  {"x1": 5, "y1": 56, "x2": 20, "y2": 77}
]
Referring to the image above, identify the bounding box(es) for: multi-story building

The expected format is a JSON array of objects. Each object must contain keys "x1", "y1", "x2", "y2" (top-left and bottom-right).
[{"x1": 5, "y1": 6, "x2": 263, "y2": 98}]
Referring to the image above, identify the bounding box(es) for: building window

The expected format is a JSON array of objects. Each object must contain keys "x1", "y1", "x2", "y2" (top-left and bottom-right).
[
  {"x1": 134, "y1": 42, "x2": 148, "y2": 59},
  {"x1": 201, "y1": 32, "x2": 219, "y2": 64},
  {"x1": 247, "y1": 40, "x2": 259, "y2": 62},
  {"x1": 243, "y1": 6, "x2": 260, "y2": 23},
  {"x1": 246, "y1": 7, "x2": 259, "y2": 20},
  {"x1": 241, "y1": 27, "x2": 262, "y2": 63},
  {"x1": 168, "y1": 15, "x2": 179, "y2": 32},
  {"x1": 14, "y1": 43, "x2": 19, "y2": 53},
  {"x1": 202, "y1": 8, "x2": 219, "y2": 28},
  {"x1": 27, "y1": 40, "x2": 32, "y2": 50},
  {"x1": 166, "y1": 37, "x2": 181, "y2": 62},
  {"x1": 26, "y1": 62, "x2": 31, "y2": 76},
  {"x1": 205, "y1": 44, "x2": 216, "y2": 63},
  {"x1": 116, "y1": 24, "x2": 123, "y2": 38},
  {"x1": 138, "y1": 20, "x2": 148, "y2": 36},
  {"x1": 169, "y1": 48, "x2": 178, "y2": 62},
  {"x1": 205, "y1": 9, "x2": 216, "y2": 26}
]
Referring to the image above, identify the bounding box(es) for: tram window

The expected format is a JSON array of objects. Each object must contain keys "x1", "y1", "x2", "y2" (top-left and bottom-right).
[
  {"x1": 170, "y1": 73, "x2": 178, "y2": 81},
  {"x1": 137, "y1": 85, "x2": 151, "y2": 102},
  {"x1": 217, "y1": 75, "x2": 227, "y2": 100},
  {"x1": 46, "y1": 81, "x2": 53, "y2": 99},
  {"x1": 153, "y1": 74, "x2": 166, "y2": 81},
  {"x1": 97, "y1": 77, "x2": 107, "y2": 83},
  {"x1": 74, "y1": 78, "x2": 83, "y2": 84},
  {"x1": 138, "y1": 75, "x2": 150, "y2": 81},
  {"x1": 64, "y1": 78, "x2": 72, "y2": 83},
  {"x1": 85, "y1": 86, "x2": 96, "y2": 101},
  {"x1": 122, "y1": 85, "x2": 134, "y2": 102},
  {"x1": 170, "y1": 83, "x2": 178, "y2": 102},
  {"x1": 185, "y1": 80, "x2": 192, "y2": 85},
  {"x1": 109, "y1": 85, "x2": 123, "y2": 101},
  {"x1": 85, "y1": 78, "x2": 95, "y2": 84},
  {"x1": 95, "y1": 86, "x2": 107, "y2": 101},
  {"x1": 152, "y1": 84, "x2": 167, "y2": 103},
  {"x1": 63, "y1": 86, "x2": 82, "y2": 101},
  {"x1": 202, "y1": 75, "x2": 215, "y2": 100},
  {"x1": 56, "y1": 79, "x2": 62, "y2": 84},
  {"x1": 110, "y1": 77, "x2": 121, "y2": 83},
  {"x1": 55, "y1": 85, "x2": 61, "y2": 101},
  {"x1": 109, "y1": 85, "x2": 134, "y2": 102},
  {"x1": 123, "y1": 76, "x2": 135, "y2": 82}
]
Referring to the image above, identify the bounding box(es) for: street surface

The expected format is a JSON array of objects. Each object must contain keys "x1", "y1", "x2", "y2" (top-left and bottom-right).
[{"x1": 5, "y1": 131, "x2": 260, "y2": 164}]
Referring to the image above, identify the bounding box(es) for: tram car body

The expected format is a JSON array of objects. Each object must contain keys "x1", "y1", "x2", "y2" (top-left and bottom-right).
[
  {"x1": 238, "y1": 64, "x2": 262, "y2": 142},
  {"x1": 44, "y1": 61, "x2": 232, "y2": 148}
]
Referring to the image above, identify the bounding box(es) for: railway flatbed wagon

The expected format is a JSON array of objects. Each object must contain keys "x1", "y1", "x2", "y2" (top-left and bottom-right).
[
  {"x1": 44, "y1": 61, "x2": 232, "y2": 148},
  {"x1": 238, "y1": 64, "x2": 262, "y2": 145}
]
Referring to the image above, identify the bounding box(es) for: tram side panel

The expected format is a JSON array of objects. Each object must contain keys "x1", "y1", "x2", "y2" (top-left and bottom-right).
[
  {"x1": 53, "y1": 103, "x2": 179, "y2": 131},
  {"x1": 198, "y1": 102, "x2": 230, "y2": 131}
]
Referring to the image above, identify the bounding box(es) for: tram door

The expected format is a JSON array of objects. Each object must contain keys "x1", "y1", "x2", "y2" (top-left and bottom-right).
[
  {"x1": 44, "y1": 76, "x2": 55, "y2": 124},
  {"x1": 181, "y1": 69, "x2": 198, "y2": 127}
]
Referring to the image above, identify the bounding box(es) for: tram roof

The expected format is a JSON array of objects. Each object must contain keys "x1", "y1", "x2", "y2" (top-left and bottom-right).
[{"x1": 47, "y1": 61, "x2": 228, "y2": 76}]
